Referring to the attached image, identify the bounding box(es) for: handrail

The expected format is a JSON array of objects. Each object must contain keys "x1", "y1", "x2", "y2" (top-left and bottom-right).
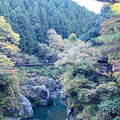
[{"x1": 14, "y1": 63, "x2": 55, "y2": 67}]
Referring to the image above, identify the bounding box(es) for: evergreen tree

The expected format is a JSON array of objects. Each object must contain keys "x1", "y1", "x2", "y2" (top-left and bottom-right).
[{"x1": 0, "y1": 0, "x2": 96, "y2": 55}]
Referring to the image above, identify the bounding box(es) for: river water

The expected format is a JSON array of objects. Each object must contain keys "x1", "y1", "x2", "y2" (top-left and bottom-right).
[{"x1": 24, "y1": 97, "x2": 67, "y2": 120}]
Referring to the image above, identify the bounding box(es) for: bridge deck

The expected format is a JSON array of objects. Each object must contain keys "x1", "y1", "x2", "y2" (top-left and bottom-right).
[{"x1": 15, "y1": 63, "x2": 55, "y2": 67}]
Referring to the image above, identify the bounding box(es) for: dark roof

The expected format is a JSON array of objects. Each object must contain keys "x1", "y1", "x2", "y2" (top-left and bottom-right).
[{"x1": 96, "y1": 56, "x2": 108, "y2": 62}]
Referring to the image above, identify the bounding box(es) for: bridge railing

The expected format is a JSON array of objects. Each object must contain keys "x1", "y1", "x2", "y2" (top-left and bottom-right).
[{"x1": 14, "y1": 60, "x2": 57, "y2": 67}]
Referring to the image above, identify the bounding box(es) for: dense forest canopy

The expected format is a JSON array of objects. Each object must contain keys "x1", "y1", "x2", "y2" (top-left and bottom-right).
[
  {"x1": 0, "y1": 0, "x2": 113, "y2": 56},
  {"x1": 0, "y1": 0, "x2": 120, "y2": 120},
  {"x1": 79, "y1": 5, "x2": 114, "y2": 42},
  {"x1": 0, "y1": 0, "x2": 96, "y2": 55}
]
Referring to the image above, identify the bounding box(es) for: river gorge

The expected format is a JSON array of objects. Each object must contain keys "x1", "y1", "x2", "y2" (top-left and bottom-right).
[{"x1": 15, "y1": 76, "x2": 67, "y2": 120}]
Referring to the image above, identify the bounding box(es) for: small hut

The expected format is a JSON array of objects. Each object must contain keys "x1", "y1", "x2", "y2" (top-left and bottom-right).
[{"x1": 96, "y1": 56, "x2": 110, "y2": 75}]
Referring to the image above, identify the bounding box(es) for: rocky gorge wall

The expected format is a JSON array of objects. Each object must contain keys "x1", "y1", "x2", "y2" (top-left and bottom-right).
[{"x1": 3, "y1": 76, "x2": 63, "y2": 119}]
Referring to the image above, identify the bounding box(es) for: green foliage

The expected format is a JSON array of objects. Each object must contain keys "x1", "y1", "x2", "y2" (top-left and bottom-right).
[
  {"x1": 0, "y1": 54, "x2": 14, "y2": 67},
  {"x1": 37, "y1": 43, "x2": 58, "y2": 60},
  {"x1": 79, "y1": 5, "x2": 114, "y2": 42},
  {"x1": 0, "y1": 16, "x2": 21, "y2": 118},
  {"x1": 113, "y1": 72, "x2": 120, "y2": 85},
  {"x1": 0, "y1": 16, "x2": 20, "y2": 57},
  {"x1": 99, "y1": 97, "x2": 120, "y2": 119},
  {"x1": 57, "y1": 32, "x2": 120, "y2": 120},
  {"x1": 40, "y1": 66, "x2": 65, "y2": 79},
  {"x1": 0, "y1": 1, "x2": 119, "y2": 119},
  {"x1": 93, "y1": 14, "x2": 120, "y2": 58},
  {"x1": 56, "y1": 40, "x2": 97, "y2": 70},
  {"x1": 0, "y1": 109, "x2": 3, "y2": 120},
  {"x1": 47, "y1": 33, "x2": 64, "y2": 51},
  {"x1": 0, "y1": 0, "x2": 96, "y2": 55},
  {"x1": 114, "y1": 116, "x2": 120, "y2": 120},
  {"x1": 68, "y1": 33, "x2": 77, "y2": 41}
]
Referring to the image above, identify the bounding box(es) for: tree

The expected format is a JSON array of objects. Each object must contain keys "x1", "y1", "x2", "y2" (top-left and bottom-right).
[
  {"x1": 94, "y1": 14, "x2": 120, "y2": 57},
  {"x1": 0, "y1": 0, "x2": 96, "y2": 56},
  {"x1": 96, "y1": 0, "x2": 120, "y2": 13},
  {"x1": 47, "y1": 29, "x2": 64, "y2": 51},
  {"x1": 68, "y1": 33, "x2": 77, "y2": 41},
  {"x1": 111, "y1": 3, "x2": 120, "y2": 13},
  {"x1": 79, "y1": 5, "x2": 113, "y2": 42},
  {"x1": 0, "y1": 16, "x2": 20, "y2": 58},
  {"x1": 0, "y1": 16, "x2": 20, "y2": 118},
  {"x1": 56, "y1": 40, "x2": 97, "y2": 69},
  {"x1": 37, "y1": 43, "x2": 58, "y2": 60}
]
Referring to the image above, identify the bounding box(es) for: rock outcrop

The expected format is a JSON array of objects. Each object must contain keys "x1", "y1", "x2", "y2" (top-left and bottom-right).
[
  {"x1": 3, "y1": 76, "x2": 62, "y2": 119},
  {"x1": 18, "y1": 94, "x2": 33, "y2": 118},
  {"x1": 3, "y1": 94, "x2": 33, "y2": 119},
  {"x1": 19, "y1": 76, "x2": 62, "y2": 106}
]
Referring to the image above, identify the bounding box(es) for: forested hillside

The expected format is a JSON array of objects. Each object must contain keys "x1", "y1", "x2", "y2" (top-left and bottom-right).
[
  {"x1": 0, "y1": 0, "x2": 120, "y2": 120},
  {"x1": 0, "y1": 0, "x2": 96, "y2": 55},
  {"x1": 0, "y1": 0, "x2": 113, "y2": 56},
  {"x1": 79, "y1": 5, "x2": 114, "y2": 42},
  {"x1": 55, "y1": 1, "x2": 120, "y2": 120}
]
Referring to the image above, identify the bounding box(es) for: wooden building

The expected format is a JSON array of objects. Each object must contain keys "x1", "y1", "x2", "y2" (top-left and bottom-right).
[{"x1": 96, "y1": 56, "x2": 111, "y2": 75}]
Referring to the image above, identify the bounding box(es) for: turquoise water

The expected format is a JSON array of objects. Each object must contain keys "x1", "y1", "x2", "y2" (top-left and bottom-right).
[{"x1": 25, "y1": 97, "x2": 67, "y2": 120}]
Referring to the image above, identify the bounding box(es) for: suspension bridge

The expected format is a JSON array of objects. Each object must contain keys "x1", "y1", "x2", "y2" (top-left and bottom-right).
[{"x1": 14, "y1": 60, "x2": 56, "y2": 67}]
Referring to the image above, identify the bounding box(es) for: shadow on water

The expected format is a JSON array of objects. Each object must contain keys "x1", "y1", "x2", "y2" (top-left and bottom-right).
[{"x1": 24, "y1": 97, "x2": 67, "y2": 120}]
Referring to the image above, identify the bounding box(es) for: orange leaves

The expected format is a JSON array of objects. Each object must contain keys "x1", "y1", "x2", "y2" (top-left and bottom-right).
[
  {"x1": 8, "y1": 69, "x2": 17, "y2": 74},
  {"x1": 101, "y1": 28, "x2": 106, "y2": 31}
]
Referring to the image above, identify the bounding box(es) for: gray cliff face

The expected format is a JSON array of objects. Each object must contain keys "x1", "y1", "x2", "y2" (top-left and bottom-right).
[
  {"x1": 19, "y1": 94, "x2": 33, "y2": 118},
  {"x1": 4, "y1": 76, "x2": 63, "y2": 119}
]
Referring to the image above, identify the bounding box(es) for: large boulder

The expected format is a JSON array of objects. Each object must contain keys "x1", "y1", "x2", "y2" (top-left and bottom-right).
[
  {"x1": 19, "y1": 85, "x2": 53, "y2": 105},
  {"x1": 3, "y1": 94, "x2": 33, "y2": 119},
  {"x1": 19, "y1": 76, "x2": 62, "y2": 106},
  {"x1": 18, "y1": 94, "x2": 33, "y2": 118}
]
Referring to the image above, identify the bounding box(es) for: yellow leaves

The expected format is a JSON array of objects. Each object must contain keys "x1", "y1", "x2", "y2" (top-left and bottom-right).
[
  {"x1": 0, "y1": 16, "x2": 12, "y2": 34},
  {"x1": 8, "y1": 32, "x2": 20, "y2": 45},
  {"x1": 0, "y1": 54, "x2": 14, "y2": 67},
  {"x1": 97, "y1": 0, "x2": 120, "y2": 14},
  {"x1": 0, "y1": 16, "x2": 20, "y2": 45},
  {"x1": 0, "y1": 16, "x2": 20, "y2": 57},
  {"x1": 105, "y1": 2, "x2": 120, "y2": 14},
  {"x1": 0, "y1": 41, "x2": 20, "y2": 55},
  {"x1": 110, "y1": 3, "x2": 120, "y2": 13},
  {"x1": 0, "y1": 16, "x2": 7, "y2": 24},
  {"x1": 68, "y1": 33, "x2": 77, "y2": 41}
]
